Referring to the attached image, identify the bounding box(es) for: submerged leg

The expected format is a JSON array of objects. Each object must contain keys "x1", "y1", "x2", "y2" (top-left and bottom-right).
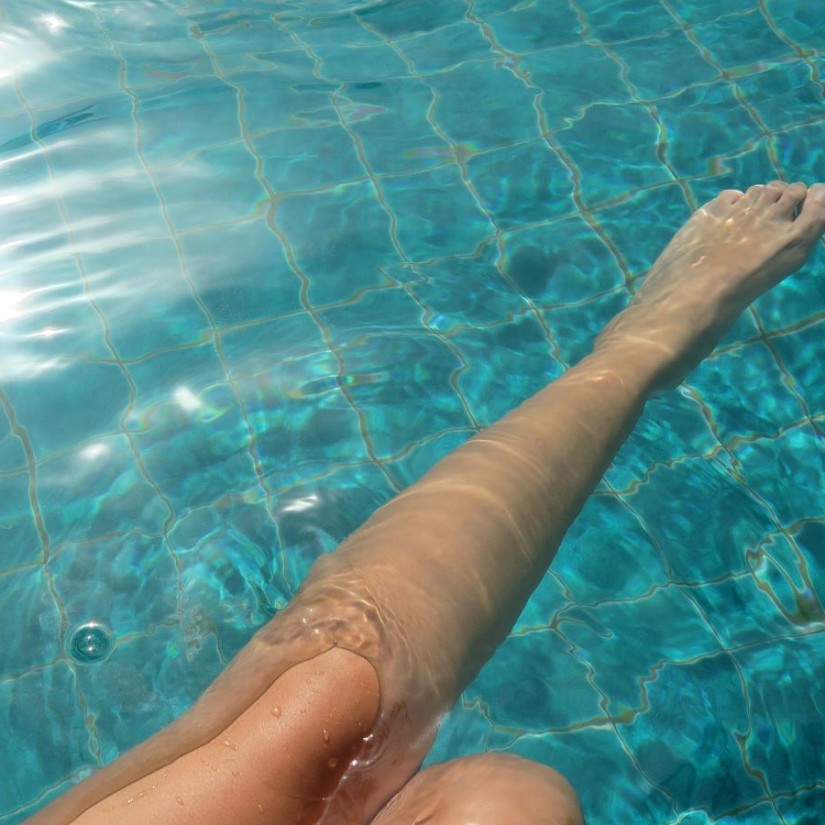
[{"x1": 28, "y1": 182, "x2": 825, "y2": 825}]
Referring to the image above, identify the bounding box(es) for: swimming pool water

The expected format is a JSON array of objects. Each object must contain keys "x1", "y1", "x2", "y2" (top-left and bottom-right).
[{"x1": 1, "y1": 0, "x2": 824, "y2": 822}]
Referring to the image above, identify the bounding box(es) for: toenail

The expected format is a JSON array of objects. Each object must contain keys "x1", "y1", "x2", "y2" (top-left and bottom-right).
[{"x1": 810, "y1": 183, "x2": 825, "y2": 204}]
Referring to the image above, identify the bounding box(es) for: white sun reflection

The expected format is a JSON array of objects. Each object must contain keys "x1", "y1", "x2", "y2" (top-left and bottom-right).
[
  {"x1": 41, "y1": 14, "x2": 68, "y2": 33},
  {"x1": 79, "y1": 442, "x2": 110, "y2": 462},
  {"x1": 174, "y1": 385, "x2": 203, "y2": 413},
  {"x1": 281, "y1": 494, "x2": 320, "y2": 514},
  {"x1": 0, "y1": 291, "x2": 28, "y2": 324}
]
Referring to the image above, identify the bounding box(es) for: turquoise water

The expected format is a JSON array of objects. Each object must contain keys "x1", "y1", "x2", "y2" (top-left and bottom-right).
[{"x1": 1, "y1": 0, "x2": 824, "y2": 821}]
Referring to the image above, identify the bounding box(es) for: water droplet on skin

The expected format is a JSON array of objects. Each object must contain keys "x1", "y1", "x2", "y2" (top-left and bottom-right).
[
  {"x1": 322, "y1": 729, "x2": 330, "y2": 744},
  {"x1": 137, "y1": 791, "x2": 145, "y2": 799},
  {"x1": 176, "y1": 796, "x2": 184, "y2": 806},
  {"x1": 231, "y1": 766, "x2": 240, "y2": 777},
  {"x1": 126, "y1": 798, "x2": 133, "y2": 805},
  {"x1": 327, "y1": 758, "x2": 339, "y2": 769},
  {"x1": 271, "y1": 706, "x2": 282, "y2": 718},
  {"x1": 258, "y1": 804, "x2": 265, "y2": 814}
]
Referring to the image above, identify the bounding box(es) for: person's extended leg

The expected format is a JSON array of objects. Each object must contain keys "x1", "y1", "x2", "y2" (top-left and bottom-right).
[{"x1": 27, "y1": 182, "x2": 825, "y2": 825}]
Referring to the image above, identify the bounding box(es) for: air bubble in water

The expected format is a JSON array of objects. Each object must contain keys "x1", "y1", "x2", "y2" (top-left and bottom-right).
[{"x1": 68, "y1": 623, "x2": 113, "y2": 664}]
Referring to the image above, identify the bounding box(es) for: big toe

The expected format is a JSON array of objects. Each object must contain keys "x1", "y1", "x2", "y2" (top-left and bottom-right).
[{"x1": 795, "y1": 183, "x2": 825, "y2": 237}]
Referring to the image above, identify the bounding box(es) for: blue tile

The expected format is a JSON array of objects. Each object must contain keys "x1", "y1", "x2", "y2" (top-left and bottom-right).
[
  {"x1": 773, "y1": 121, "x2": 825, "y2": 193},
  {"x1": 624, "y1": 455, "x2": 781, "y2": 580},
  {"x1": 738, "y1": 60, "x2": 825, "y2": 132},
  {"x1": 3, "y1": 359, "x2": 131, "y2": 460},
  {"x1": 337, "y1": 332, "x2": 471, "y2": 457},
  {"x1": 50, "y1": 533, "x2": 177, "y2": 637},
  {"x1": 239, "y1": 71, "x2": 338, "y2": 133},
  {"x1": 618, "y1": 653, "x2": 766, "y2": 817},
  {"x1": 318, "y1": 287, "x2": 424, "y2": 340},
  {"x1": 126, "y1": 345, "x2": 262, "y2": 511},
  {"x1": 776, "y1": 786, "x2": 825, "y2": 824},
  {"x1": 734, "y1": 633, "x2": 825, "y2": 796},
  {"x1": 397, "y1": 20, "x2": 494, "y2": 74},
  {"x1": 72, "y1": 628, "x2": 224, "y2": 764},
  {"x1": 0, "y1": 407, "x2": 25, "y2": 473},
  {"x1": 467, "y1": 139, "x2": 576, "y2": 230},
  {"x1": 16, "y1": 52, "x2": 122, "y2": 112},
  {"x1": 525, "y1": 43, "x2": 632, "y2": 133},
  {"x1": 153, "y1": 142, "x2": 265, "y2": 230},
  {"x1": 0, "y1": 567, "x2": 61, "y2": 673},
  {"x1": 690, "y1": 342, "x2": 807, "y2": 441},
  {"x1": 771, "y1": 321, "x2": 825, "y2": 420},
  {"x1": 354, "y1": 0, "x2": 467, "y2": 38},
  {"x1": 339, "y1": 79, "x2": 452, "y2": 176},
  {"x1": 732, "y1": 427, "x2": 825, "y2": 526},
  {"x1": 607, "y1": 391, "x2": 719, "y2": 488},
  {"x1": 427, "y1": 60, "x2": 542, "y2": 150},
  {"x1": 487, "y1": 2, "x2": 583, "y2": 51},
  {"x1": 559, "y1": 586, "x2": 723, "y2": 714},
  {"x1": 453, "y1": 313, "x2": 559, "y2": 426},
  {"x1": 466, "y1": 629, "x2": 605, "y2": 731},
  {"x1": 667, "y1": 1, "x2": 757, "y2": 25},
  {"x1": 312, "y1": 41, "x2": 410, "y2": 83},
  {"x1": 253, "y1": 124, "x2": 365, "y2": 193},
  {"x1": 0, "y1": 664, "x2": 94, "y2": 820},
  {"x1": 690, "y1": 572, "x2": 813, "y2": 649},
  {"x1": 575, "y1": 0, "x2": 677, "y2": 41},
  {"x1": 171, "y1": 496, "x2": 290, "y2": 646},
  {"x1": 38, "y1": 435, "x2": 167, "y2": 546},
  {"x1": 610, "y1": 29, "x2": 719, "y2": 99},
  {"x1": 275, "y1": 181, "x2": 400, "y2": 304},
  {"x1": 755, "y1": 252, "x2": 825, "y2": 336},
  {"x1": 137, "y1": 79, "x2": 241, "y2": 166},
  {"x1": 180, "y1": 218, "x2": 303, "y2": 326},
  {"x1": 764, "y1": 0, "x2": 825, "y2": 49},
  {"x1": 83, "y1": 239, "x2": 213, "y2": 359},
  {"x1": 402, "y1": 242, "x2": 529, "y2": 330},
  {"x1": 556, "y1": 102, "x2": 673, "y2": 205},
  {"x1": 692, "y1": 8, "x2": 794, "y2": 70},
  {"x1": 502, "y1": 217, "x2": 628, "y2": 305},
  {"x1": 593, "y1": 184, "x2": 694, "y2": 277},
  {"x1": 656, "y1": 82, "x2": 763, "y2": 179},
  {"x1": 381, "y1": 164, "x2": 493, "y2": 259},
  {"x1": 556, "y1": 492, "x2": 671, "y2": 602},
  {"x1": 0, "y1": 474, "x2": 42, "y2": 569}
]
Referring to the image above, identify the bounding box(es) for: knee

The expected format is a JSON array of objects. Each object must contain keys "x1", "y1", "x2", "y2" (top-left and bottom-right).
[
  {"x1": 460, "y1": 753, "x2": 584, "y2": 825},
  {"x1": 374, "y1": 752, "x2": 584, "y2": 825}
]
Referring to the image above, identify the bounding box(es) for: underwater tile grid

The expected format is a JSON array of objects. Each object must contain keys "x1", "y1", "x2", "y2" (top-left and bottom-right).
[{"x1": 0, "y1": 0, "x2": 824, "y2": 821}]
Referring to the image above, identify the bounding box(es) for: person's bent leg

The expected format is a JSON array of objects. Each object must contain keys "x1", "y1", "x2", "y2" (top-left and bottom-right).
[
  {"x1": 28, "y1": 182, "x2": 825, "y2": 825},
  {"x1": 370, "y1": 754, "x2": 584, "y2": 825}
]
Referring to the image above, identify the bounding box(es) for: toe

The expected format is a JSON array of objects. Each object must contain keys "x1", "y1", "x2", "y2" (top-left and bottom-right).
[
  {"x1": 745, "y1": 183, "x2": 767, "y2": 201},
  {"x1": 766, "y1": 180, "x2": 788, "y2": 201},
  {"x1": 775, "y1": 181, "x2": 807, "y2": 217},
  {"x1": 703, "y1": 189, "x2": 743, "y2": 215},
  {"x1": 719, "y1": 188, "x2": 744, "y2": 204},
  {"x1": 792, "y1": 182, "x2": 825, "y2": 237}
]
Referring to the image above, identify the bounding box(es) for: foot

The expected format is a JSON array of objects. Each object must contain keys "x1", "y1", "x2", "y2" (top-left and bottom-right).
[{"x1": 593, "y1": 181, "x2": 825, "y2": 390}]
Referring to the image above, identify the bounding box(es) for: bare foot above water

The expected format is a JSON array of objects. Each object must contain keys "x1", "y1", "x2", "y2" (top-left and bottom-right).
[{"x1": 594, "y1": 181, "x2": 825, "y2": 389}]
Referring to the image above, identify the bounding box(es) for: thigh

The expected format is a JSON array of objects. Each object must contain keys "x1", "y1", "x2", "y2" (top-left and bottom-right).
[{"x1": 370, "y1": 753, "x2": 584, "y2": 825}]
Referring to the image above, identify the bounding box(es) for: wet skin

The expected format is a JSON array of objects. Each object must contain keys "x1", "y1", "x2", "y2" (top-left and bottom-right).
[{"x1": 27, "y1": 182, "x2": 825, "y2": 825}]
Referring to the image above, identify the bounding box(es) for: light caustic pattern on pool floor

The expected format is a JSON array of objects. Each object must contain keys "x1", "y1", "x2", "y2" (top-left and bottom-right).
[{"x1": 0, "y1": 0, "x2": 824, "y2": 822}]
